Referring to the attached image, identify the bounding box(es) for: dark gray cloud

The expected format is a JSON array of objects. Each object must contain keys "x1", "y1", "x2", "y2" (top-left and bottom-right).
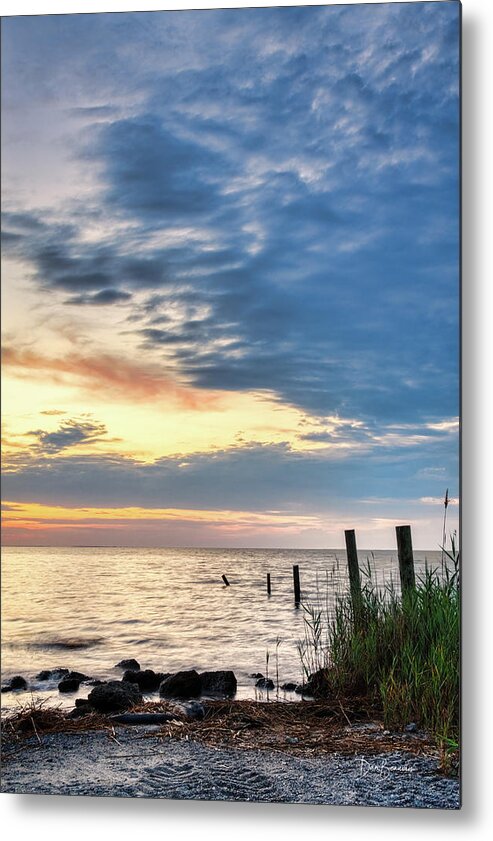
[
  {"x1": 27, "y1": 419, "x2": 108, "y2": 453},
  {"x1": 3, "y1": 430, "x2": 459, "y2": 513},
  {"x1": 65, "y1": 289, "x2": 132, "y2": 306},
  {"x1": 90, "y1": 116, "x2": 233, "y2": 221}
]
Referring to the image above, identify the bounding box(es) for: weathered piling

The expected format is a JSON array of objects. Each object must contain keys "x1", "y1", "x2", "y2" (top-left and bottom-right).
[
  {"x1": 293, "y1": 564, "x2": 301, "y2": 605},
  {"x1": 396, "y1": 525, "x2": 416, "y2": 595},
  {"x1": 222, "y1": 574, "x2": 230, "y2": 587},
  {"x1": 344, "y1": 529, "x2": 362, "y2": 618},
  {"x1": 267, "y1": 573, "x2": 271, "y2": 596}
]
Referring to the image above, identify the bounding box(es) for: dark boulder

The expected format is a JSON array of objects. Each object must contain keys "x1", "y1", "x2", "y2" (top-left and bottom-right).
[
  {"x1": 294, "y1": 670, "x2": 331, "y2": 698},
  {"x1": 115, "y1": 658, "x2": 140, "y2": 671},
  {"x1": 281, "y1": 682, "x2": 298, "y2": 692},
  {"x1": 200, "y1": 670, "x2": 237, "y2": 697},
  {"x1": 10, "y1": 675, "x2": 28, "y2": 690},
  {"x1": 36, "y1": 670, "x2": 52, "y2": 681},
  {"x1": 255, "y1": 677, "x2": 275, "y2": 690},
  {"x1": 75, "y1": 698, "x2": 92, "y2": 708},
  {"x1": 58, "y1": 677, "x2": 81, "y2": 693},
  {"x1": 159, "y1": 670, "x2": 201, "y2": 699},
  {"x1": 250, "y1": 673, "x2": 264, "y2": 679},
  {"x1": 88, "y1": 680, "x2": 142, "y2": 713},
  {"x1": 36, "y1": 668, "x2": 69, "y2": 681},
  {"x1": 172, "y1": 701, "x2": 205, "y2": 720},
  {"x1": 66, "y1": 671, "x2": 91, "y2": 682},
  {"x1": 122, "y1": 669, "x2": 167, "y2": 692},
  {"x1": 1, "y1": 675, "x2": 28, "y2": 692},
  {"x1": 306, "y1": 669, "x2": 331, "y2": 698},
  {"x1": 67, "y1": 706, "x2": 94, "y2": 719}
]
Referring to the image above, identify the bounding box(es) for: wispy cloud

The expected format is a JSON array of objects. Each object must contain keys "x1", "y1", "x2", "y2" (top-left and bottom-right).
[{"x1": 3, "y1": 345, "x2": 221, "y2": 409}]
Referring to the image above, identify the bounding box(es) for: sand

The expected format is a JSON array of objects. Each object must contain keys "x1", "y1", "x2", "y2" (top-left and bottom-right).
[{"x1": 1, "y1": 727, "x2": 460, "y2": 808}]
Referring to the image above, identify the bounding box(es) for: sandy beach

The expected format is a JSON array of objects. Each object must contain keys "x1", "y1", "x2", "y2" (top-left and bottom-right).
[{"x1": 1, "y1": 726, "x2": 459, "y2": 808}]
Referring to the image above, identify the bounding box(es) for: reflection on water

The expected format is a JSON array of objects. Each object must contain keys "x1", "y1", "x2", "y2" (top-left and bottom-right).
[{"x1": 1, "y1": 546, "x2": 441, "y2": 704}]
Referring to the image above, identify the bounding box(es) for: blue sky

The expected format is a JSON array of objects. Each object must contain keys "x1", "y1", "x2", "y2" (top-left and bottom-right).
[{"x1": 1, "y1": 2, "x2": 460, "y2": 548}]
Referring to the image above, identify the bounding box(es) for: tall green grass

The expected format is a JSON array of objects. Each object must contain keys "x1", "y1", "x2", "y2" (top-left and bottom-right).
[{"x1": 298, "y1": 547, "x2": 460, "y2": 742}]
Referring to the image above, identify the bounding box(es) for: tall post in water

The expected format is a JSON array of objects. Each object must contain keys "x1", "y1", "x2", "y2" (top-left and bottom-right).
[
  {"x1": 293, "y1": 565, "x2": 301, "y2": 606},
  {"x1": 267, "y1": 573, "x2": 271, "y2": 596},
  {"x1": 396, "y1": 525, "x2": 416, "y2": 596},
  {"x1": 344, "y1": 529, "x2": 362, "y2": 621}
]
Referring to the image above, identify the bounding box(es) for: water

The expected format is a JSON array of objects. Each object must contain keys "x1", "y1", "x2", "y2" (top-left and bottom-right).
[{"x1": 1, "y1": 546, "x2": 441, "y2": 707}]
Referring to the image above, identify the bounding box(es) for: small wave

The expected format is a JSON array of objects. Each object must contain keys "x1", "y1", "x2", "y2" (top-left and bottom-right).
[{"x1": 20, "y1": 636, "x2": 105, "y2": 651}]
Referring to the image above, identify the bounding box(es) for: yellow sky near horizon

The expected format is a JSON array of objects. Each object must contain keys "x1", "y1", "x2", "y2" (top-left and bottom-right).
[{"x1": 2, "y1": 351, "x2": 366, "y2": 463}]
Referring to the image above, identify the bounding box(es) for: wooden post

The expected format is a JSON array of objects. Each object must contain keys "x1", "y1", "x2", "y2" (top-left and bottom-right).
[
  {"x1": 222, "y1": 574, "x2": 230, "y2": 586},
  {"x1": 396, "y1": 525, "x2": 416, "y2": 595},
  {"x1": 293, "y1": 564, "x2": 301, "y2": 605},
  {"x1": 267, "y1": 573, "x2": 271, "y2": 596},
  {"x1": 344, "y1": 529, "x2": 362, "y2": 618}
]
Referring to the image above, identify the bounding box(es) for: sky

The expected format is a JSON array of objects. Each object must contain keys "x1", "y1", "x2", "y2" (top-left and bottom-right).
[{"x1": 1, "y1": 1, "x2": 460, "y2": 549}]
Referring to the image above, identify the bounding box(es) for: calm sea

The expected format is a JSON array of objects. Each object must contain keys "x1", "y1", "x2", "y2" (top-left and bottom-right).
[{"x1": 1, "y1": 546, "x2": 442, "y2": 708}]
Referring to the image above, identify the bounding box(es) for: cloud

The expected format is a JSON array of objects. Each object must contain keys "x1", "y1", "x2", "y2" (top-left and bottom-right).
[
  {"x1": 90, "y1": 115, "x2": 233, "y2": 221},
  {"x1": 420, "y1": 496, "x2": 459, "y2": 506},
  {"x1": 65, "y1": 289, "x2": 132, "y2": 306},
  {"x1": 2, "y1": 4, "x2": 460, "y2": 429},
  {"x1": 3, "y1": 432, "x2": 459, "y2": 515},
  {"x1": 28, "y1": 419, "x2": 108, "y2": 453},
  {"x1": 2, "y1": 345, "x2": 221, "y2": 409}
]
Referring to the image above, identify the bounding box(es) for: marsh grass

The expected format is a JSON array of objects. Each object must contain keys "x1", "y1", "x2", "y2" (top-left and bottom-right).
[{"x1": 298, "y1": 549, "x2": 460, "y2": 748}]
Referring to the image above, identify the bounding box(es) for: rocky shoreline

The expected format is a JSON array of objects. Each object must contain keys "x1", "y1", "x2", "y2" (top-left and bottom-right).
[
  {"x1": 1, "y1": 658, "x2": 460, "y2": 807},
  {"x1": 1, "y1": 657, "x2": 317, "y2": 716}
]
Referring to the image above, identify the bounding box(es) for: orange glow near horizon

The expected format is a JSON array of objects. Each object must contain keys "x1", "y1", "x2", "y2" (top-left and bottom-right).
[
  {"x1": 2, "y1": 501, "x2": 322, "y2": 530},
  {"x1": 2, "y1": 343, "x2": 367, "y2": 463}
]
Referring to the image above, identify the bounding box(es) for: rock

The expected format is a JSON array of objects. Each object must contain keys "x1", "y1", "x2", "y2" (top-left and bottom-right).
[
  {"x1": 405, "y1": 722, "x2": 418, "y2": 733},
  {"x1": 306, "y1": 668, "x2": 331, "y2": 698},
  {"x1": 36, "y1": 668, "x2": 69, "y2": 681},
  {"x1": 200, "y1": 670, "x2": 237, "y2": 696},
  {"x1": 1, "y1": 675, "x2": 28, "y2": 692},
  {"x1": 159, "y1": 670, "x2": 201, "y2": 699},
  {"x1": 75, "y1": 698, "x2": 92, "y2": 708},
  {"x1": 171, "y1": 701, "x2": 205, "y2": 720},
  {"x1": 58, "y1": 677, "x2": 81, "y2": 693},
  {"x1": 250, "y1": 673, "x2": 264, "y2": 679},
  {"x1": 66, "y1": 706, "x2": 94, "y2": 719},
  {"x1": 115, "y1": 658, "x2": 140, "y2": 671},
  {"x1": 66, "y1": 671, "x2": 91, "y2": 682},
  {"x1": 88, "y1": 680, "x2": 142, "y2": 713},
  {"x1": 122, "y1": 669, "x2": 167, "y2": 692},
  {"x1": 294, "y1": 669, "x2": 330, "y2": 698},
  {"x1": 255, "y1": 677, "x2": 275, "y2": 690},
  {"x1": 281, "y1": 682, "x2": 297, "y2": 692},
  {"x1": 10, "y1": 676, "x2": 28, "y2": 690},
  {"x1": 286, "y1": 736, "x2": 299, "y2": 744}
]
